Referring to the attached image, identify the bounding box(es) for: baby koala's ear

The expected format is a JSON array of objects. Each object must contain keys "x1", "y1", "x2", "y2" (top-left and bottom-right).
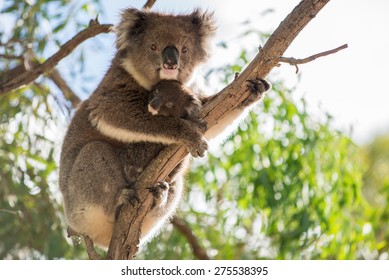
[
  {"x1": 148, "y1": 89, "x2": 158, "y2": 102},
  {"x1": 182, "y1": 96, "x2": 201, "y2": 119}
]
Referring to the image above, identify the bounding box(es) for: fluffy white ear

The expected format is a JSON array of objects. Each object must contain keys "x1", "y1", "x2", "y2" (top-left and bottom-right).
[{"x1": 115, "y1": 8, "x2": 148, "y2": 50}]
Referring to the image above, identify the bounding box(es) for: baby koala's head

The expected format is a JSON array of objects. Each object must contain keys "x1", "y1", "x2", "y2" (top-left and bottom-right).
[{"x1": 148, "y1": 80, "x2": 202, "y2": 120}]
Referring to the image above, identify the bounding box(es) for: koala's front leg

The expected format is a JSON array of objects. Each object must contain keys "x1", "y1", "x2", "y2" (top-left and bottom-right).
[
  {"x1": 241, "y1": 78, "x2": 271, "y2": 107},
  {"x1": 90, "y1": 100, "x2": 208, "y2": 157},
  {"x1": 204, "y1": 78, "x2": 270, "y2": 140}
]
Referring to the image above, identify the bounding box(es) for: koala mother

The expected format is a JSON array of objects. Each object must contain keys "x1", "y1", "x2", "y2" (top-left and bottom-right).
[{"x1": 59, "y1": 8, "x2": 269, "y2": 249}]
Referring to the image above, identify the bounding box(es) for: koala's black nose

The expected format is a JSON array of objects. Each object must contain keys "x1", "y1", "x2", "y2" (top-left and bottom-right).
[{"x1": 162, "y1": 46, "x2": 179, "y2": 70}]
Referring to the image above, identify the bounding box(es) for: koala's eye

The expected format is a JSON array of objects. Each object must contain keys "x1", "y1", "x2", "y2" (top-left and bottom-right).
[
  {"x1": 165, "y1": 102, "x2": 174, "y2": 108},
  {"x1": 150, "y1": 44, "x2": 157, "y2": 51},
  {"x1": 182, "y1": 46, "x2": 188, "y2": 53}
]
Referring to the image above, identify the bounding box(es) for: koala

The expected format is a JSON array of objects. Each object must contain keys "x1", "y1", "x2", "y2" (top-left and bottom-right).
[
  {"x1": 59, "y1": 7, "x2": 269, "y2": 250},
  {"x1": 148, "y1": 80, "x2": 205, "y2": 122},
  {"x1": 59, "y1": 8, "x2": 216, "y2": 249}
]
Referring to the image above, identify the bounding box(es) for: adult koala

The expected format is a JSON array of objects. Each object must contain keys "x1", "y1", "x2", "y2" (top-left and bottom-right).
[{"x1": 59, "y1": 8, "x2": 269, "y2": 249}]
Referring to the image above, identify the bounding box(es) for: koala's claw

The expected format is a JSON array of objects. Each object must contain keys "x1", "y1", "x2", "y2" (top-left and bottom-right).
[
  {"x1": 119, "y1": 188, "x2": 139, "y2": 206},
  {"x1": 247, "y1": 78, "x2": 270, "y2": 94},
  {"x1": 196, "y1": 119, "x2": 208, "y2": 132},
  {"x1": 147, "y1": 182, "x2": 169, "y2": 208},
  {"x1": 187, "y1": 137, "x2": 208, "y2": 158},
  {"x1": 243, "y1": 78, "x2": 271, "y2": 106}
]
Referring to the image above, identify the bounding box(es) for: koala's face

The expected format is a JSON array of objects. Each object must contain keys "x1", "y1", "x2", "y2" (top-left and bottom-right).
[
  {"x1": 116, "y1": 8, "x2": 216, "y2": 89},
  {"x1": 148, "y1": 80, "x2": 201, "y2": 119}
]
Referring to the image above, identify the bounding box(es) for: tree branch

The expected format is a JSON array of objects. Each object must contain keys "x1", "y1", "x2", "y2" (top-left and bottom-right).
[
  {"x1": 84, "y1": 236, "x2": 102, "y2": 260},
  {"x1": 0, "y1": 19, "x2": 113, "y2": 96},
  {"x1": 171, "y1": 216, "x2": 210, "y2": 260},
  {"x1": 0, "y1": 54, "x2": 24, "y2": 61},
  {"x1": 109, "y1": 0, "x2": 334, "y2": 259},
  {"x1": 278, "y1": 43, "x2": 348, "y2": 73},
  {"x1": 67, "y1": 226, "x2": 102, "y2": 260}
]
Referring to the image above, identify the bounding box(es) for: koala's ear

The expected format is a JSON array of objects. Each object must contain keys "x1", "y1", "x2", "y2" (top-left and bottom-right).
[
  {"x1": 116, "y1": 8, "x2": 148, "y2": 50},
  {"x1": 190, "y1": 9, "x2": 217, "y2": 38},
  {"x1": 148, "y1": 89, "x2": 158, "y2": 102}
]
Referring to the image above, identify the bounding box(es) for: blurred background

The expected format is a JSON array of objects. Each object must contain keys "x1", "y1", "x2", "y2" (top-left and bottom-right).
[{"x1": 0, "y1": 0, "x2": 388, "y2": 259}]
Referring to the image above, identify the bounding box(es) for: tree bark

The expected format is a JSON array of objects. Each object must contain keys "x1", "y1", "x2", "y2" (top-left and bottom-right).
[{"x1": 108, "y1": 0, "x2": 332, "y2": 259}]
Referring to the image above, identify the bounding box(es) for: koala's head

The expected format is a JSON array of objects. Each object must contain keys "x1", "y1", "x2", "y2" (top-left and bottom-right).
[
  {"x1": 148, "y1": 80, "x2": 202, "y2": 119},
  {"x1": 115, "y1": 8, "x2": 216, "y2": 90}
]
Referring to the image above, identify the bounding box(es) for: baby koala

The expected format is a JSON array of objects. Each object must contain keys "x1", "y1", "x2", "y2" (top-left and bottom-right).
[
  {"x1": 124, "y1": 80, "x2": 208, "y2": 185},
  {"x1": 148, "y1": 80, "x2": 205, "y2": 124}
]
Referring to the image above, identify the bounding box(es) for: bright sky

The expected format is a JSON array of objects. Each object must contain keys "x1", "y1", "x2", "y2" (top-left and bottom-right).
[{"x1": 91, "y1": 0, "x2": 389, "y2": 146}]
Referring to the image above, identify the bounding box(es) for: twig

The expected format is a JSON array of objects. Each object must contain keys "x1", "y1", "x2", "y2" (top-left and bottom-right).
[
  {"x1": 143, "y1": 0, "x2": 157, "y2": 10},
  {"x1": 0, "y1": 208, "x2": 20, "y2": 215},
  {"x1": 171, "y1": 216, "x2": 210, "y2": 260},
  {"x1": 278, "y1": 43, "x2": 348, "y2": 73},
  {"x1": 110, "y1": 0, "x2": 333, "y2": 259},
  {"x1": 67, "y1": 227, "x2": 102, "y2": 260},
  {"x1": 0, "y1": 54, "x2": 24, "y2": 61},
  {"x1": 0, "y1": 20, "x2": 113, "y2": 95}
]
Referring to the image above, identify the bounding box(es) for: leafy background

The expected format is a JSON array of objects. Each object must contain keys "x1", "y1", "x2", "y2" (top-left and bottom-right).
[{"x1": 0, "y1": 0, "x2": 388, "y2": 259}]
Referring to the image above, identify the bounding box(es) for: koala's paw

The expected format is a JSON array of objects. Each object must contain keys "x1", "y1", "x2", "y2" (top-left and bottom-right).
[
  {"x1": 119, "y1": 188, "x2": 139, "y2": 206},
  {"x1": 242, "y1": 78, "x2": 271, "y2": 107},
  {"x1": 147, "y1": 181, "x2": 169, "y2": 208},
  {"x1": 186, "y1": 135, "x2": 208, "y2": 158},
  {"x1": 195, "y1": 119, "x2": 208, "y2": 132}
]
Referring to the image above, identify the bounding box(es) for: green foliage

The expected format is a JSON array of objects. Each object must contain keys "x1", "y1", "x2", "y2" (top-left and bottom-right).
[
  {"x1": 140, "y1": 81, "x2": 378, "y2": 259},
  {"x1": 0, "y1": 83, "x2": 87, "y2": 259},
  {"x1": 362, "y1": 136, "x2": 389, "y2": 256},
  {"x1": 0, "y1": 0, "x2": 102, "y2": 259}
]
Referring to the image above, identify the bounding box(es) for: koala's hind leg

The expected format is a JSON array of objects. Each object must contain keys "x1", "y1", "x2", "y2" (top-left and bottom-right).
[{"x1": 64, "y1": 141, "x2": 128, "y2": 248}]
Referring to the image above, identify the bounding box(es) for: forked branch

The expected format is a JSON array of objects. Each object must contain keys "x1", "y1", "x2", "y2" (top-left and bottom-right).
[{"x1": 278, "y1": 43, "x2": 348, "y2": 73}]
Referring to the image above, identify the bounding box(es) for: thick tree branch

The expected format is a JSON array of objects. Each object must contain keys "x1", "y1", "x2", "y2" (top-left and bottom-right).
[
  {"x1": 171, "y1": 216, "x2": 210, "y2": 260},
  {"x1": 0, "y1": 19, "x2": 113, "y2": 96},
  {"x1": 278, "y1": 43, "x2": 348, "y2": 73},
  {"x1": 107, "y1": 194, "x2": 154, "y2": 259},
  {"x1": 109, "y1": 0, "x2": 334, "y2": 259}
]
